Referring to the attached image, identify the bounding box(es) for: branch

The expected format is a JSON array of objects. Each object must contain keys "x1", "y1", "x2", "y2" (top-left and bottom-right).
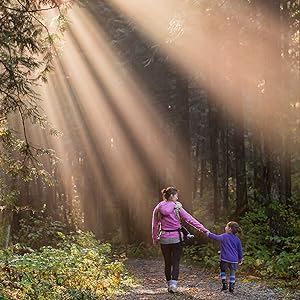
[
  {"x1": 6, "y1": 44, "x2": 32, "y2": 150},
  {"x1": 218, "y1": 0, "x2": 228, "y2": 8},
  {"x1": 0, "y1": 59, "x2": 11, "y2": 73},
  {"x1": 16, "y1": 0, "x2": 60, "y2": 58},
  {"x1": 0, "y1": 3, "x2": 59, "y2": 13},
  {"x1": 0, "y1": 88, "x2": 18, "y2": 106}
]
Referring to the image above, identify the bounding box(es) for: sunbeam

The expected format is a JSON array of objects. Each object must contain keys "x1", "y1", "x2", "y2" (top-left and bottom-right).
[
  {"x1": 40, "y1": 4, "x2": 196, "y2": 238},
  {"x1": 36, "y1": 0, "x2": 298, "y2": 240},
  {"x1": 107, "y1": 0, "x2": 294, "y2": 133}
]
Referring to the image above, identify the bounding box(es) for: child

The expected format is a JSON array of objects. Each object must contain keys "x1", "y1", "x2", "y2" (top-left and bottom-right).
[{"x1": 206, "y1": 221, "x2": 243, "y2": 293}]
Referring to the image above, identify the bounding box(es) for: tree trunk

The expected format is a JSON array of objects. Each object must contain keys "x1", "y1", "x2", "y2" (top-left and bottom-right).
[
  {"x1": 279, "y1": 136, "x2": 292, "y2": 203},
  {"x1": 199, "y1": 158, "x2": 206, "y2": 199},
  {"x1": 253, "y1": 138, "x2": 264, "y2": 202},
  {"x1": 174, "y1": 76, "x2": 193, "y2": 212},
  {"x1": 220, "y1": 112, "x2": 229, "y2": 214},
  {"x1": 208, "y1": 100, "x2": 220, "y2": 221},
  {"x1": 192, "y1": 142, "x2": 200, "y2": 199},
  {"x1": 233, "y1": 117, "x2": 247, "y2": 216}
]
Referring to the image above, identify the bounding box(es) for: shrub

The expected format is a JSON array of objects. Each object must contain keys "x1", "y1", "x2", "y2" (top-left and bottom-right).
[
  {"x1": 240, "y1": 201, "x2": 300, "y2": 282},
  {"x1": 0, "y1": 231, "x2": 134, "y2": 300},
  {"x1": 13, "y1": 214, "x2": 68, "y2": 249}
]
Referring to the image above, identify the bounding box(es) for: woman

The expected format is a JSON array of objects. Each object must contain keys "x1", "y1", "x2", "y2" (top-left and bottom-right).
[{"x1": 152, "y1": 186, "x2": 208, "y2": 293}]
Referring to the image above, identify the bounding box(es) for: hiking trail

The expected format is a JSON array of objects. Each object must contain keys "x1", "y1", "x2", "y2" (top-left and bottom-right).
[{"x1": 111, "y1": 258, "x2": 299, "y2": 300}]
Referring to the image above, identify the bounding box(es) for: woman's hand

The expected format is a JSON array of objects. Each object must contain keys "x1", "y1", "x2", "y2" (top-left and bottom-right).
[{"x1": 153, "y1": 238, "x2": 159, "y2": 245}]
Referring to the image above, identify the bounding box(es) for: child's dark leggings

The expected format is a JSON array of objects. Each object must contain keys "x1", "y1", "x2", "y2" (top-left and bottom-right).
[
  {"x1": 220, "y1": 260, "x2": 237, "y2": 283},
  {"x1": 160, "y1": 243, "x2": 183, "y2": 281}
]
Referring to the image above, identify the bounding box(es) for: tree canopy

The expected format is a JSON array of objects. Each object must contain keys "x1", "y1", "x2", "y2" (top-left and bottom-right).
[{"x1": 0, "y1": 0, "x2": 70, "y2": 181}]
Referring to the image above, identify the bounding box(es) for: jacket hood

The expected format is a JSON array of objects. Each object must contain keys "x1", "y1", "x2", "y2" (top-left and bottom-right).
[{"x1": 159, "y1": 200, "x2": 176, "y2": 216}]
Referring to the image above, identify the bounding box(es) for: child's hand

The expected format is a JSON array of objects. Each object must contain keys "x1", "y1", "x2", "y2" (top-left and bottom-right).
[{"x1": 239, "y1": 258, "x2": 244, "y2": 265}]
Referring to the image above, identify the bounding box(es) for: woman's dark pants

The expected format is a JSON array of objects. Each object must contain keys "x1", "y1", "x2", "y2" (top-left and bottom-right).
[{"x1": 160, "y1": 243, "x2": 183, "y2": 281}]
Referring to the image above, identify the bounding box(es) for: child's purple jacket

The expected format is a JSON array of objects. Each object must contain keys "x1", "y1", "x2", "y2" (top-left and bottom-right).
[
  {"x1": 152, "y1": 200, "x2": 208, "y2": 244},
  {"x1": 207, "y1": 232, "x2": 243, "y2": 263}
]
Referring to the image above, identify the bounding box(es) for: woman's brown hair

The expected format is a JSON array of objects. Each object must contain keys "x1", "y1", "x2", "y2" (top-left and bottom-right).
[{"x1": 161, "y1": 187, "x2": 178, "y2": 201}]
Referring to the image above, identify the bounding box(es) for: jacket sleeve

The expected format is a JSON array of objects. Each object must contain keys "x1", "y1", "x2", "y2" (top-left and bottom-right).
[
  {"x1": 152, "y1": 204, "x2": 160, "y2": 244},
  {"x1": 179, "y1": 207, "x2": 209, "y2": 233},
  {"x1": 207, "y1": 232, "x2": 225, "y2": 241}
]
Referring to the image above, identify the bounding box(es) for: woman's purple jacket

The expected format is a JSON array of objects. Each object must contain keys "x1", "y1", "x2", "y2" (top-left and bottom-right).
[{"x1": 152, "y1": 200, "x2": 208, "y2": 244}]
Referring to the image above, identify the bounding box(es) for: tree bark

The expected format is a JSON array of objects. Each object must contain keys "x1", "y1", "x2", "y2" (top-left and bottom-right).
[
  {"x1": 174, "y1": 76, "x2": 193, "y2": 212},
  {"x1": 208, "y1": 100, "x2": 220, "y2": 221}
]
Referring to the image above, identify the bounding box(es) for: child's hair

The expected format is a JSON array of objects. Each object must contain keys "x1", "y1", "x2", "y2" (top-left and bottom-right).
[
  {"x1": 161, "y1": 186, "x2": 178, "y2": 201},
  {"x1": 227, "y1": 221, "x2": 241, "y2": 234}
]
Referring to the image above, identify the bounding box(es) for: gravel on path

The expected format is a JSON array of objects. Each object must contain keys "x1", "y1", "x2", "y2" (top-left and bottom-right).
[{"x1": 111, "y1": 258, "x2": 300, "y2": 300}]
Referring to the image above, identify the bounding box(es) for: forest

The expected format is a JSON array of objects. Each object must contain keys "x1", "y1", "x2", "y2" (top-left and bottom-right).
[{"x1": 0, "y1": 0, "x2": 299, "y2": 299}]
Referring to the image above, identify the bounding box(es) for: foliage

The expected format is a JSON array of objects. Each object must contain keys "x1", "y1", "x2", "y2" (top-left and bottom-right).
[
  {"x1": 0, "y1": 179, "x2": 19, "y2": 207},
  {"x1": 0, "y1": 0, "x2": 73, "y2": 256},
  {"x1": 183, "y1": 243, "x2": 219, "y2": 270},
  {"x1": 119, "y1": 242, "x2": 160, "y2": 259},
  {"x1": 13, "y1": 214, "x2": 69, "y2": 249},
  {"x1": 0, "y1": 179, "x2": 18, "y2": 247},
  {"x1": 240, "y1": 200, "x2": 300, "y2": 283},
  {"x1": 0, "y1": 231, "x2": 133, "y2": 300},
  {"x1": 0, "y1": 0, "x2": 71, "y2": 182}
]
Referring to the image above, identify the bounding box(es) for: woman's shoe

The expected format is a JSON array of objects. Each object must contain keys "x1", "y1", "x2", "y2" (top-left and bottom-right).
[
  {"x1": 168, "y1": 280, "x2": 178, "y2": 293},
  {"x1": 167, "y1": 280, "x2": 172, "y2": 292}
]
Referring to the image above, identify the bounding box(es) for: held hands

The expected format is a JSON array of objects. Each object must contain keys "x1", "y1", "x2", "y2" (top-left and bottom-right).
[{"x1": 198, "y1": 229, "x2": 210, "y2": 236}]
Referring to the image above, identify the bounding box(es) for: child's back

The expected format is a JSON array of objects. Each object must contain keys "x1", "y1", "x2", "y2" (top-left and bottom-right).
[{"x1": 208, "y1": 232, "x2": 243, "y2": 263}]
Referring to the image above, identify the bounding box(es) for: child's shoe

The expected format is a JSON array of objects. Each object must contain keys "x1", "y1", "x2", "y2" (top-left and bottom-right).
[
  {"x1": 221, "y1": 279, "x2": 228, "y2": 291},
  {"x1": 221, "y1": 280, "x2": 228, "y2": 291},
  {"x1": 229, "y1": 282, "x2": 235, "y2": 293}
]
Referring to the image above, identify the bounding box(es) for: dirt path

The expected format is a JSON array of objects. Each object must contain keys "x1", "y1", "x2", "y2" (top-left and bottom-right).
[{"x1": 112, "y1": 258, "x2": 299, "y2": 300}]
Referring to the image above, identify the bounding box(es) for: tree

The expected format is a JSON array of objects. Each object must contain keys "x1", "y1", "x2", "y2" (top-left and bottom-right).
[
  {"x1": 0, "y1": 0, "x2": 71, "y2": 246},
  {"x1": 0, "y1": 0, "x2": 70, "y2": 179}
]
